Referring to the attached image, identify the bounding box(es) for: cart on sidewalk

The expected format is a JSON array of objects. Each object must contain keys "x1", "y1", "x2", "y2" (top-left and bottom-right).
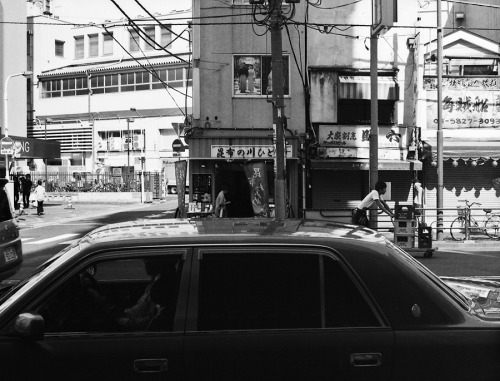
[{"x1": 393, "y1": 204, "x2": 436, "y2": 258}]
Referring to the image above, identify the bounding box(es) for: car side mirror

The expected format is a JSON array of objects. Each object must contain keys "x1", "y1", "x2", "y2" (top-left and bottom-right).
[{"x1": 14, "y1": 312, "x2": 45, "y2": 340}]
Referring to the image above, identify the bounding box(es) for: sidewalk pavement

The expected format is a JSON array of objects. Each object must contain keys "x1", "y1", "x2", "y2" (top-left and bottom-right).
[
  {"x1": 379, "y1": 231, "x2": 500, "y2": 252},
  {"x1": 14, "y1": 200, "x2": 160, "y2": 229}
]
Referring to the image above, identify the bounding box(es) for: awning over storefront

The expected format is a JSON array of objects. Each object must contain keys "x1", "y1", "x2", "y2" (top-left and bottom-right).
[
  {"x1": 423, "y1": 137, "x2": 500, "y2": 160},
  {"x1": 310, "y1": 159, "x2": 422, "y2": 171},
  {"x1": 339, "y1": 76, "x2": 399, "y2": 100}
]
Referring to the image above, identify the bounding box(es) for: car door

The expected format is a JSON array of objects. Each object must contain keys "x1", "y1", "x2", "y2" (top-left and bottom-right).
[
  {"x1": 182, "y1": 246, "x2": 394, "y2": 381},
  {"x1": 0, "y1": 249, "x2": 191, "y2": 381}
]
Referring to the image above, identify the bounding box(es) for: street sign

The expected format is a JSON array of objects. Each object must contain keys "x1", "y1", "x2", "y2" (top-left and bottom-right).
[
  {"x1": 172, "y1": 138, "x2": 184, "y2": 152},
  {"x1": 0, "y1": 137, "x2": 14, "y2": 155}
]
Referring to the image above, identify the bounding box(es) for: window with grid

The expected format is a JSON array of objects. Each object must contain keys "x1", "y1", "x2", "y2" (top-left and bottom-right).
[
  {"x1": 144, "y1": 26, "x2": 156, "y2": 51},
  {"x1": 121, "y1": 72, "x2": 135, "y2": 92},
  {"x1": 41, "y1": 79, "x2": 62, "y2": 98},
  {"x1": 167, "y1": 68, "x2": 184, "y2": 88},
  {"x1": 91, "y1": 74, "x2": 119, "y2": 94},
  {"x1": 135, "y1": 71, "x2": 150, "y2": 90},
  {"x1": 88, "y1": 34, "x2": 98, "y2": 57},
  {"x1": 152, "y1": 69, "x2": 167, "y2": 89},
  {"x1": 103, "y1": 32, "x2": 113, "y2": 55},
  {"x1": 55, "y1": 40, "x2": 64, "y2": 57},
  {"x1": 75, "y1": 77, "x2": 88, "y2": 95},
  {"x1": 129, "y1": 29, "x2": 140, "y2": 52},
  {"x1": 161, "y1": 26, "x2": 172, "y2": 47},
  {"x1": 74, "y1": 35, "x2": 84, "y2": 59}
]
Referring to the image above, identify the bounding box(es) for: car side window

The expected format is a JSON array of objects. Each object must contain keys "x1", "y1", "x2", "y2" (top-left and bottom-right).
[
  {"x1": 34, "y1": 255, "x2": 183, "y2": 334},
  {"x1": 196, "y1": 250, "x2": 380, "y2": 331}
]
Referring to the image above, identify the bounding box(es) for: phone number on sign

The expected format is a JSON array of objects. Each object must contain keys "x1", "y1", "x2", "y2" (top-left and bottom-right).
[{"x1": 433, "y1": 118, "x2": 500, "y2": 126}]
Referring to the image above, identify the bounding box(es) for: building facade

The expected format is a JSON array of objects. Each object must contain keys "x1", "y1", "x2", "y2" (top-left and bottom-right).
[
  {"x1": 192, "y1": 0, "x2": 305, "y2": 217},
  {"x1": 27, "y1": 6, "x2": 192, "y2": 178},
  {"x1": 410, "y1": 1, "x2": 500, "y2": 224}
]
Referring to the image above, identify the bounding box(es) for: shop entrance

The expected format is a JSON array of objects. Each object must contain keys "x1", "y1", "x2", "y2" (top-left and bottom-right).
[{"x1": 214, "y1": 162, "x2": 274, "y2": 218}]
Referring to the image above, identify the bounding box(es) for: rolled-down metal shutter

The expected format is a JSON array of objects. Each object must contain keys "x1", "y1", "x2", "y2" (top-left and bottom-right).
[
  {"x1": 311, "y1": 170, "x2": 365, "y2": 209},
  {"x1": 424, "y1": 161, "x2": 500, "y2": 225}
]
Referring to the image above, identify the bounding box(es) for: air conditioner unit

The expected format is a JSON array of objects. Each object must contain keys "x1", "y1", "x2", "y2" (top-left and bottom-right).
[{"x1": 132, "y1": 135, "x2": 144, "y2": 150}]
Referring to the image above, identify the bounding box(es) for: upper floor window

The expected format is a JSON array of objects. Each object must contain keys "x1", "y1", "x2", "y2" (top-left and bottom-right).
[
  {"x1": 129, "y1": 29, "x2": 140, "y2": 52},
  {"x1": 74, "y1": 35, "x2": 84, "y2": 59},
  {"x1": 40, "y1": 66, "x2": 191, "y2": 98},
  {"x1": 161, "y1": 26, "x2": 172, "y2": 47},
  {"x1": 55, "y1": 40, "x2": 64, "y2": 57},
  {"x1": 88, "y1": 34, "x2": 99, "y2": 57},
  {"x1": 62, "y1": 77, "x2": 88, "y2": 97},
  {"x1": 233, "y1": 55, "x2": 290, "y2": 97},
  {"x1": 103, "y1": 32, "x2": 113, "y2": 55},
  {"x1": 144, "y1": 26, "x2": 156, "y2": 51}
]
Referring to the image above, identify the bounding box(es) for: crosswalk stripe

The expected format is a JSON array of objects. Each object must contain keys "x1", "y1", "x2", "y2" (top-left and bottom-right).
[{"x1": 24, "y1": 233, "x2": 79, "y2": 245}]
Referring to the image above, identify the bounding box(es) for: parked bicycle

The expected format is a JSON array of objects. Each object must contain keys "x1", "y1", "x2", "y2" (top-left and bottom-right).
[{"x1": 450, "y1": 199, "x2": 500, "y2": 241}]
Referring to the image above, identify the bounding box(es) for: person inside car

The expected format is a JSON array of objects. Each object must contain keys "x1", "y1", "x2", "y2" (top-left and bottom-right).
[{"x1": 116, "y1": 259, "x2": 178, "y2": 331}]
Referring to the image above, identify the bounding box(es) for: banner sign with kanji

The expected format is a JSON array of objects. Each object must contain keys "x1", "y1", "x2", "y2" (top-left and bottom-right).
[
  {"x1": 243, "y1": 161, "x2": 269, "y2": 217},
  {"x1": 175, "y1": 160, "x2": 188, "y2": 218},
  {"x1": 211, "y1": 145, "x2": 293, "y2": 159}
]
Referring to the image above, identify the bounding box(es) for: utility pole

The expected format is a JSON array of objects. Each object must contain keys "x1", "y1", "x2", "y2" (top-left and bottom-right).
[
  {"x1": 436, "y1": 0, "x2": 444, "y2": 241},
  {"x1": 269, "y1": 0, "x2": 286, "y2": 219},
  {"x1": 369, "y1": 34, "x2": 379, "y2": 229}
]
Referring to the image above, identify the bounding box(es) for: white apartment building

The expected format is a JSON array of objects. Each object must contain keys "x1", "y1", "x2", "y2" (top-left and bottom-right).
[{"x1": 27, "y1": 6, "x2": 192, "y2": 175}]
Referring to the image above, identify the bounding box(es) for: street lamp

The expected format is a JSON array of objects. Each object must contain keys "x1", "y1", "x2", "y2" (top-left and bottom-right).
[{"x1": 3, "y1": 71, "x2": 32, "y2": 179}]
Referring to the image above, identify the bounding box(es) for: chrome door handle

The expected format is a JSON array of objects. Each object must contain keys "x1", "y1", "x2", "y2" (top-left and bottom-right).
[
  {"x1": 350, "y1": 353, "x2": 382, "y2": 367},
  {"x1": 134, "y1": 358, "x2": 168, "y2": 373}
]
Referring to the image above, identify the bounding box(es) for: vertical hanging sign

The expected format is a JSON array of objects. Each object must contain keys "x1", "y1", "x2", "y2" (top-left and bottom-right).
[
  {"x1": 175, "y1": 160, "x2": 187, "y2": 218},
  {"x1": 243, "y1": 162, "x2": 269, "y2": 217}
]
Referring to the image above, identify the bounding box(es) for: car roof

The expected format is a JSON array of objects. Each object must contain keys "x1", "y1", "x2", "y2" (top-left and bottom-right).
[{"x1": 80, "y1": 218, "x2": 387, "y2": 247}]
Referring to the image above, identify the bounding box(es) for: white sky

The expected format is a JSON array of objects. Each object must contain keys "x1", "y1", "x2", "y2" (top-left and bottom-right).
[{"x1": 52, "y1": 0, "x2": 192, "y2": 23}]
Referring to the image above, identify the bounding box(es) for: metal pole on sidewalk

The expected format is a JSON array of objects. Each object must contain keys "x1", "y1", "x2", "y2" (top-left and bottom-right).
[
  {"x1": 436, "y1": 0, "x2": 444, "y2": 241},
  {"x1": 370, "y1": 34, "x2": 379, "y2": 229},
  {"x1": 269, "y1": 0, "x2": 286, "y2": 219}
]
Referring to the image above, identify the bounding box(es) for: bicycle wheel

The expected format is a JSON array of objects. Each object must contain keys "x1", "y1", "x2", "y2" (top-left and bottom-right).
[
  {"x1": 485, "y1": 215, "x2": 500, "y2": 239},
  {"x1": 450, "y1": 217, "x2": 466, "y2": 241}
]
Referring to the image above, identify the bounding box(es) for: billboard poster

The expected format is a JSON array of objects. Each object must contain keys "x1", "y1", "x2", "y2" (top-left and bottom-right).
[
  {"x1": 424, "y1": 77, "x2": 500, "y2": 129},
  {"x1": 243, "y1": 162, "x2": 269, "y2": 217},
  {"x1": 175, "y1": 160, "x2": 187, "y2": 218}
]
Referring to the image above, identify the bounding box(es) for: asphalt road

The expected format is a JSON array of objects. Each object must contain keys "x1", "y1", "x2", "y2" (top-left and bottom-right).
[
  {"x1": 15, "y1": 199, "x2": 178, "y2": 280},
  {"x1": 10, "y1": 199, "x2": 500, "y2": 280}
]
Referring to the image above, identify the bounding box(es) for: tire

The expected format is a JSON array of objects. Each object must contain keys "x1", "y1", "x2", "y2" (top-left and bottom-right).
[
  {"x1": 485, "y1": 215, "x2": 500, "y2": 239},
  {"x1": 450, "y1": 217, "x2": 466, "y2": 241}
]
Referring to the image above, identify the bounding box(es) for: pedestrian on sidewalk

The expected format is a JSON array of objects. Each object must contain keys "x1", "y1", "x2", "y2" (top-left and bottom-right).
[
  {"x1": 352, "y1": 181, "x2": 394, "y2": 227},
  {"x1": 21, "y1": 174, "x2": 33, "y2": 209},
  {"x1": 33, "y1": 179, "x2": 46, "y2": 216}
]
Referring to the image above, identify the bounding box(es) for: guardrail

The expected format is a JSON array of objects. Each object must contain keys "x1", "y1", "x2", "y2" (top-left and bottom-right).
[{"x1": 305, "y1": 206, "x2": 500, "y2": 241}]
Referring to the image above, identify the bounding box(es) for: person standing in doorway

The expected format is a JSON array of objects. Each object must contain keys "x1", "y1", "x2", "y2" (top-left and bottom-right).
[
  {"x1": 33, "y1": 179, "x2": 46, "y2": 216},
  {"x1": 214, "y1": 185, "x2": 231, "y2": 218},
  {"x1": 21, "y1": 174, "x2": 33, "y2": 209},
  {"x1": 352, "y1": 181, "x2": 394, "y2": 227}
]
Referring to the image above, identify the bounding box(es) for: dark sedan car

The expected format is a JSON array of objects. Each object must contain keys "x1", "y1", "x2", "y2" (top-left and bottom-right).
[{"x1": 0, "y1": 218, "x2": 499, "y2": 380}]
